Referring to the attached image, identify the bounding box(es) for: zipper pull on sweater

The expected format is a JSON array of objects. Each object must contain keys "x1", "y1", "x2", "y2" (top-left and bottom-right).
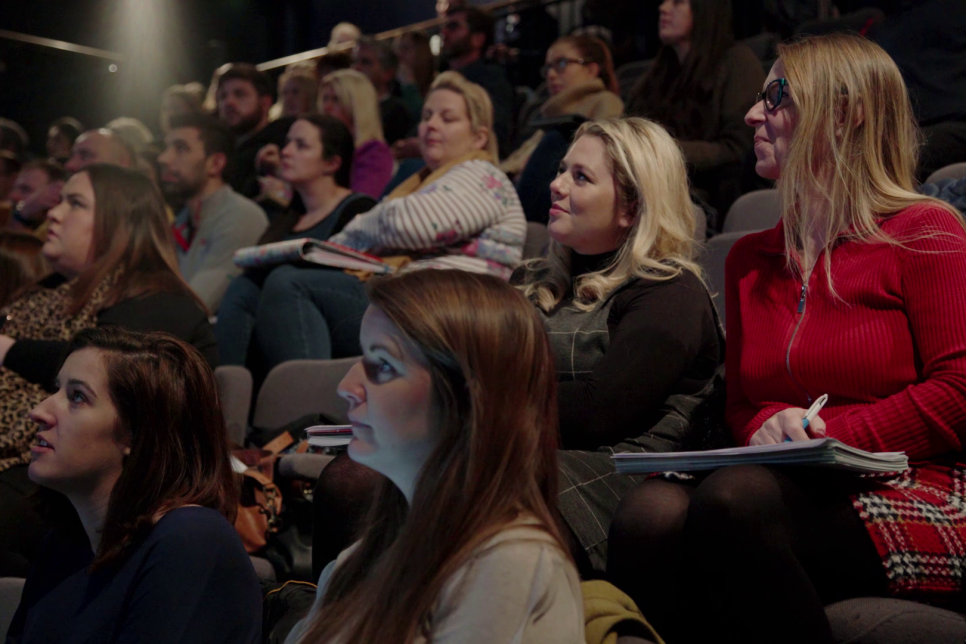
[{"x1": 797, "y1": 283, "x2": 807, "y2": 314}]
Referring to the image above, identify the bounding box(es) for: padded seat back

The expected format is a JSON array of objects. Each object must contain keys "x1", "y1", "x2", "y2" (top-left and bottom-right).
[
  {"x1": 699, "y1": 231, "x2": 760, "y2": 329},
  {"x1": 214, "y1": 365, "x2": 253, "y2": 446},
  {"x1": 0, "y1": 577, "x2": 25, "y2": 640},
  {"x1": 524, "y1": 222, "x2": 551, "y2": 260},
  {"x1": 925, "y1": 162, "x2": 966, "y2": 185},
  {"x1": 827, "y1": 597, "x2": 966, "y2": 643},
  {"x1": 723, "y1": 189, "x2": 781, "y2": 234},
  {"x1": 253, "y1": 358, "x2": 356, "y2": 429},
  {"x1": 616, "y1": 59, "x2": 653, "y2": 103}
]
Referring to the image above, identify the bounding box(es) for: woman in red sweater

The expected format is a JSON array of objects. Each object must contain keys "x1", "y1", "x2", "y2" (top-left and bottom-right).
[{"x1": 607, "y1": 34, "x2": 966, "y2": 643}]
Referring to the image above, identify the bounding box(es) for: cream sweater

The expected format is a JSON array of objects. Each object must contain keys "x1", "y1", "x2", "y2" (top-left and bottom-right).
[{"x1": 285, "y1": 517, "x2": 584, "y2": 644}]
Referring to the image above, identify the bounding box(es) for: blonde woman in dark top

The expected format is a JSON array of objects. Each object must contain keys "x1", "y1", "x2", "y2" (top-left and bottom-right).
[{"x1": 512, "y1": 117, "x2": 722, "y2": 572}]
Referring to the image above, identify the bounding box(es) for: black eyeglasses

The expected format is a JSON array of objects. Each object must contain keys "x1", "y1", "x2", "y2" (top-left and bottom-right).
[
  {"x1": 756, "y1": 78, "x2": 789, "y2": 111},
  {"x1": 540, "y1": 57, "x2": 588, "y2": 78}
]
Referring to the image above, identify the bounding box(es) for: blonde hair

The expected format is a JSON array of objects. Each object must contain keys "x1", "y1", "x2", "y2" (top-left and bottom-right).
[
  {"x1": 520, "y1": 117, "x2": 702, "y2": 313},
  {"x1": 320, "y1": 69, "x2": 385, "y2": 146},
  {"x1": 272, "y1": 63, "x2": 319, "y2": 119},
  {"x1": 777, "y1": 34, "x2": 963, "y2": 289},
  {"x1": 428, "y1": 71, "x2": 498, "y2": 162},
  {"x1": 329, "y1": 22, "x2": 361, "y2": 47}
]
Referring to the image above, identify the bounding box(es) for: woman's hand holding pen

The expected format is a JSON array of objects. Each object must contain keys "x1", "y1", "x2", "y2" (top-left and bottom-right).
[{"x1": 750, "y1": 408, "x2": 827, "y2": 446}]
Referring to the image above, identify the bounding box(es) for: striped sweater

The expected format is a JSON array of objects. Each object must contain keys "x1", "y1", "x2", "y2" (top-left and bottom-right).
[
  {"x1": 329, "y1": 159, "x2": 526, "y2": 279},
  {"x1": 725, "y1": 204, "x2": 966, "y2": 459}
]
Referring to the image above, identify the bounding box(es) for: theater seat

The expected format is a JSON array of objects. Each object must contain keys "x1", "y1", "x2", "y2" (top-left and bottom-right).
[
  {"x1": 925, "y1": 162, "x2": 966, "y2": 185},
  {"x1": 523, "y1": 222, "x2": 550, "y2": 260},
  {"x1": 722, "y1": 189, "x2": 781, "y2": 234},
  {"x1": 616, "y1": 59, "x2": 653, "y2": 103},
  {"x1": 214, "y1": 365, "x2": 253, "y2": 446},
  {"x1": 827, "y1": 597, "x2": 966, "y2": 643},
  {"x1": 250, "y1": 556, "x2": 276, "y2": 582},
  {"x1": 692, "y1": 202, "x2": 708, "y2": 241},
  {"x1": 0, "y1": 577, "x2": 25, "y2": 639},
  {"x1": 252, "y1": 358, "x2": 356, "y2": 430},
  {"x1": 699, "y1": 230, "x2": 761, "y2": 329}
]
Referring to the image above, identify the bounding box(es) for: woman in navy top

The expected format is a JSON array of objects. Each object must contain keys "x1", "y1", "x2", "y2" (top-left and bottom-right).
[{"x1": 7, "y1": 328, "x2": 261, "y2": 644}]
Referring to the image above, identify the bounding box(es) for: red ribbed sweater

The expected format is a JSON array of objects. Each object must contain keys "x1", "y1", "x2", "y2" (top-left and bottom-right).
[{"x1": 725, "y1": 204, "x2": 966, "y2": 459}]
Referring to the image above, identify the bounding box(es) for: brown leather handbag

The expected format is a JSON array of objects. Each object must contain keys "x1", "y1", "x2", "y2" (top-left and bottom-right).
[{"x1": 233, "y1": 448, "x2": 283, "y2": 554}]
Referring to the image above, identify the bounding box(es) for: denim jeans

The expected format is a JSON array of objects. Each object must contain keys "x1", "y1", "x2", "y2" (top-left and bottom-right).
[{"x1": 215, "y1": 265, "x2": 368, "y2": 368}]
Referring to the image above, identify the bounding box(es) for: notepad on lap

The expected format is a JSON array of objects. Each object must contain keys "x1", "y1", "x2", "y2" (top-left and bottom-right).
[
  {"x1": 611, "y1": 438, "x2": 908, "y2": 475},
  {"x1": 233, "y1": 238, "x2": 393, "y2": 274}
]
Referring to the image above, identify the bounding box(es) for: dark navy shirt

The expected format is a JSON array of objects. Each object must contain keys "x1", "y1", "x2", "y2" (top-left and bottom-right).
[{"x1": 6, "y1": 507, "x2": 261, "y2": 644}]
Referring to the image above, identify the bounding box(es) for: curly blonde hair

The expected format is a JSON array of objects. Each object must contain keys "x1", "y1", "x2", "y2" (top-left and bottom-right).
[{"x1": 519, "y1": 117, "x2": 702, "y2": 312}]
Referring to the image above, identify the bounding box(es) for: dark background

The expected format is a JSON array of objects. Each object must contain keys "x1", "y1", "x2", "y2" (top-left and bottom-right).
[
  {"x1": 0, "y1": 0, "x2": 439, "y2": 156},
  {"x1": 0, "y1": 0, "x2": 908, "y2": 157}
]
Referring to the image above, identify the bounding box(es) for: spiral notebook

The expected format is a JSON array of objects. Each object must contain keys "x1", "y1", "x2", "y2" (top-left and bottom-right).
[
  {"x1": 611, "y1": 439, "x2": 908, "y2": 475},
  {"x1": 233, "y1": 238, "x2": 393, "y2": 274}
]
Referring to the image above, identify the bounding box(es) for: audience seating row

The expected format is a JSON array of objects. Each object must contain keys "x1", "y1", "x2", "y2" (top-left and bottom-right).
[
  {"x1": 926, "y1": 161, "x2": 966, "y2": 185},
  {"x1": 0, "y1": 578, "x2": 24, "y2": 641}
]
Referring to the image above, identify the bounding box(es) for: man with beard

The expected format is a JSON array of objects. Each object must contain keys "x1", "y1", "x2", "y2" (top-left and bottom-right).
[
  {"x1": 440, "y1": 4, "x2": 513, "y2": 157},
  {"x1": 159, "y1": 113, "x2": 267, "y2": 312},
  {"x1": 216, "y1": 63, "x2": 295, "y2": 200}
]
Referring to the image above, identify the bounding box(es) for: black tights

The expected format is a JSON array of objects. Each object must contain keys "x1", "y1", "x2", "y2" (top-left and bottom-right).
[{"x1": 607, "y1": 465, "x2": 887, "y2": 644}]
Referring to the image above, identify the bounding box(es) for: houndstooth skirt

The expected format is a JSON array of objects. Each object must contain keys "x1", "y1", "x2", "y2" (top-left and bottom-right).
[{"x1": 852, "y1": 458, "x2": 966, "y2": 599}]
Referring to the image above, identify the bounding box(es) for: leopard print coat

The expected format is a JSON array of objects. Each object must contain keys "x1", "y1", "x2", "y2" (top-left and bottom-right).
[{"x1": 0, "y1": 276, "x2": 113, "y2": 472}]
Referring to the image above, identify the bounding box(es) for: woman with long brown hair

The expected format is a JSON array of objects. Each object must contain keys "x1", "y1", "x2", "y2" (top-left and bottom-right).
[
  {"x1": 8, "y1": 328, "x2": 261, "y2": 643},
  {"x1": 626, "y1": 0, "x2": 764, "y2": 218},
  {"x1": 286, "y1": 269, "x2": 583, "y2": 644},
  {"x1": 0, "y1": 164, "x2": 216, "y2": 577}
]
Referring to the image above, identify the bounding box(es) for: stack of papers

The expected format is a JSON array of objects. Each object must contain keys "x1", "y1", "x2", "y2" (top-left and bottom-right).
[
  {"x1": 611, "y1": 438, "x2": 908, "y2": 475},
  {"x1": 306, "y1": 425, "x2": 353, "y2": 448}
]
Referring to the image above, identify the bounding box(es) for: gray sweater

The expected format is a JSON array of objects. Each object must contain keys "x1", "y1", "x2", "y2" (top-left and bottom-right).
[{"x1": 175, "y1": 184, "x2": 268, "y2": 312}]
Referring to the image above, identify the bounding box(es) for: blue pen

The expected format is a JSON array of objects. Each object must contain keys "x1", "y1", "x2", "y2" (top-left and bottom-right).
[{"x1": 784, "y1": 394, "x2": 829, "y2": 442}]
